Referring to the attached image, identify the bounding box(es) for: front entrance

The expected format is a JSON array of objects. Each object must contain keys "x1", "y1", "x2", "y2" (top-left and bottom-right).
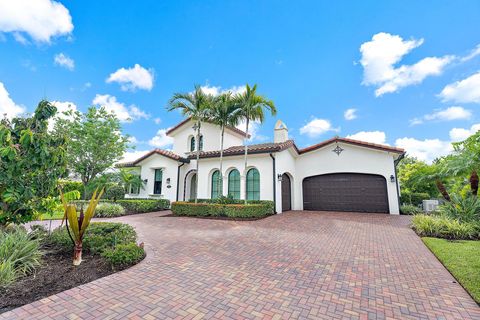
[
  {"x1": 282, "y1": 173, "x2": 291, "y2": 211},
  {"x1": 189, "y1": 173, "x2": 197, "y2": 200}
]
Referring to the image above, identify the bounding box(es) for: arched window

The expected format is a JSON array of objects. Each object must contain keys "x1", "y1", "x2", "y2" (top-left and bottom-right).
[
  {"x1": 199, "y1": 135, "x2": 204, "y2": 151},
  {"x1": 211, "y1": 170, "x2": 221, "y2": 199},
  {"x1": 228, "y1": 169, "x2": 240, "y2": 200},
  {"x1": 246, "y1": 168, "x2": 260, "y2": 200},
  {"x1": 190, "y1": 136, "x2": 195, "y2": 152}
]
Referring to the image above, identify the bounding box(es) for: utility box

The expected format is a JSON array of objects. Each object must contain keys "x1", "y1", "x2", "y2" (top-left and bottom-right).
[{"x1": 423, "y1": 200, "x2": 439, "y2": 212}]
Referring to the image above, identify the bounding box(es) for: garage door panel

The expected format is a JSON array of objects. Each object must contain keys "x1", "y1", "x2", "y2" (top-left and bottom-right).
[{"x1": 302, "y1": 173, "x2": 389, "y2": 213}]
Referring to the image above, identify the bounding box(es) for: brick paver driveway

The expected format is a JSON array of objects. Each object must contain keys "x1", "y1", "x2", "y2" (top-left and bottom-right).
[{"x1": 2, "y1": 211, "x2": 480, "y2": 319}]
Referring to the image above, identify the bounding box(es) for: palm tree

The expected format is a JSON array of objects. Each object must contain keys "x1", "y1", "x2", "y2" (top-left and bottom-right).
[
  {"x1": 208, "y1": 92, "x2": 242, "y2": 197},
  {"x1": 167, "y1": 85, "x2": 212, "y2": 203},
  {"x1": 235, "y1": 84, "x2": 276, "y2": 203},
  {"x1": 118, "y1": 168, "x2": 144, "y2": 194}
]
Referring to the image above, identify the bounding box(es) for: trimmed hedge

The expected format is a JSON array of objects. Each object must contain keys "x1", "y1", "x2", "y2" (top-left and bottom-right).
[
  {"x1": 101, "y1": 243, "x2": 145, "y2": 269},
  {"x1": 171, "y1": 201, "x2": 273, "y2": 219},
  {"x1": 94, "y1": 203, "x2": 126, "y2": 218},
  {"x1": 74, "y1": 199, "x2": 170, "y2": 215},
  {"x1": 400, "y1": 204, "x2": 423, "y2": 215},
  {"x1": 400, "y1": 192, "x2": 430, "y2": 206}
]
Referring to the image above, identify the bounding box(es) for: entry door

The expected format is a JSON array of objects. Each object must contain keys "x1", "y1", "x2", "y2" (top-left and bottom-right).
[
  {"x1": 302, "y1": 173, "x2": 389, "y2": 213},
  {"x1": 189, "y1": 174, "x2": 197, "y2": 200},
  {"x1": 282, "y1": 173, "x2": 291, "y2": 211}
]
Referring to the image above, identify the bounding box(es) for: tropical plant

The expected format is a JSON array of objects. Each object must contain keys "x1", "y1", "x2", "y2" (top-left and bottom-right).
[
  {"x1": 208, "y1": 92, "x2": 242, "y2": 196},
  {"x1": 118, "y1": 168, "x2": 144, "y2": 195},
  {"x1": 167, "y1": 85, "x2": 213, "y2": 203},
  {"x1": 397, "y1": 156, "x2": 438, "y2": 199},
  {"x1": 234, "y1": 84, "x2": 276, "y2": 203},
  {"x1": 53, "y1": 107, "x2": 129, "y2": 199},
  {"x1": 0, "y1": 227, "x2": 42, "y2": 287},
  {"x1": 0, "y1": 100, "x2": 68, "y2": 226},
  {"x1": 94, "y1": 203, "x2": 125, "y2": 218},
  {"x1": 414, "y1": 159, "x2": 452, "y2": 201},
  {"x1": 61, "y1": 188, "x2": 104, "y2": 265},
  {"x1": 439, "y1": 194, "x2": 480, "y2": 223}
]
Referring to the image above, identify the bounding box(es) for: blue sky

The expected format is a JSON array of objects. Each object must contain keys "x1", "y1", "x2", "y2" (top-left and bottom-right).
[{"x1": 1, "y1": 0, "x2": 480, "y2": 162}]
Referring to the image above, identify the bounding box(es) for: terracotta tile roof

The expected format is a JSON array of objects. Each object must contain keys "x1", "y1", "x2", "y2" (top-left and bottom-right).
[
  {"x1": 165, "y1": 117, "x2": 249, "y2": 137},
  {"x1": 189, "y1": 140, "x2": 298, "y2": 159},
  {"x1": 116, "y1": 149, "x2": 189, "y2": 167},
  {"x1": 299, "y1": 137, "x2": 405, "y2": 154}
]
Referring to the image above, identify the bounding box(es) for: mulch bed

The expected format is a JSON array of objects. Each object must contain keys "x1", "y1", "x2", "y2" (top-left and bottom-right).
[
  {"x1": 159, "y1": 213, "x2": 274, "y2": 221},
  {"x1": 0, "y1": 248, "x2": 116, "y2": 313}
]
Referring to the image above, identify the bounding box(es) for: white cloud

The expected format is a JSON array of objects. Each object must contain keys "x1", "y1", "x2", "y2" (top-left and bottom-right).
[
  {"x1": 120, "y1": 150, "x2": 150, "y2": 163},
  {"x1": 360, "y1": 32, "x2": 453, "y2": 96},
  {"x1": 346, "y1": 131, "x2": 387, "y2": 145},
  {"x1": 106, "y1": 64, "x2": 154, "y2": 91},
  {"x1": 49, "y1": 100, "x2": 77, "y2": 130},
  {"x1": 0, "y1": 0, "x2": 73, "y2": 43},
  {"x1": 460, "y1": 44, "x2": 480, "y2": 62},
  {"x1": 0, "y1": 82, "x2": 25, "y2": 119},
  {"x1": 299, "y1": 118, "x2": 338, "y2": 138},
  {"x1": 197, "y1": 84, "x2": 247, "y2": 96},
  {"x1": 395, "y1": 137, "x2": 452, "y2": 163},
  {"x1": 148, "y1": 129, "x2": 174, "y2": 148},
  {"x1": 344, "y1": 108, "x2": 357, "y2": 120},
  {"x1": 153, "y1": 117, "x2": 161, "y2": 124},
  {"x1": 54, "y1": 53, "x2": 74, "y2": 70},
  {"x1": 92, "y1": 94, "x2": 150, "y2": 122},
  {"x1": 410, "y1": 106, "x2": 472, "y2": 125},
  {"x1": 449, "y1": 123, "x2": 480, "y2": 142},
  {"x1": 439, "y1": 72, "x2": 480, "y2": 104}
]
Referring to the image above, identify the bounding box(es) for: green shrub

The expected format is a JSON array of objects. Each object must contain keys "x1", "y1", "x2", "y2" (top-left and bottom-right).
[
  {"x1": 49, "y1": 222, "x2": 137, "y2": 254},
  {"x1": 171, "y1": 201, "x2": 273, "y2": 219},
  {"x1": 400, "y1": 204, "x2": 423, "y2": 215},
  {"x1": 0, "y1": 227, "x2": 42, "y2": 287},
  {"x1": 400, "y1": 192, "x2": 430, "y2": 205},
  {"x1": 104, "y1": 185, "x2": 126, "y2": 201},
  {"x1": 57, "y1": 180, "x2": 85, "y2": 197},
  {"x1": 95, "y1": 203, "x2": 126, "y2": 218},
  {"x1": 411, "y1": 214, "x2": 480, "y2": 240},
  {"x1": 115, "y1": 199, "x2": 170, "y2": 213},
  {"x1": 439, "y1": 195, "x2": 480, "y2": 223},
  {"x1": 101, "y1": 243, "x2": 145, "y2": 268}
]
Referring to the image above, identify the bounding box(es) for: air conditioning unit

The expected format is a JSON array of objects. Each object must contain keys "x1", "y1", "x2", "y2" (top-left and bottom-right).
[{"x1": 423, "y1": 200, "x2": 439, "y2": 212}]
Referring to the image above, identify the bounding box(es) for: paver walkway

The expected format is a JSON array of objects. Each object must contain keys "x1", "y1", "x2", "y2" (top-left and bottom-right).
[{"x1": 2, "y1": 211, "x2": 480, "y2": 319}]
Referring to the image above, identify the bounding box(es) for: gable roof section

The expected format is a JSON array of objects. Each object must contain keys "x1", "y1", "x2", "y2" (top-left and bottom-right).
[
  {"x1": 299, "y1": 137, "x2": 404, "y2": 154},
  {"x1": 166, "y1": 117, "x2": 249, "y2": 138},
  {"x1": 189, "y1": 140, "x2": 298, "y2": 159},
  {"x1": 116, "y1": 149, "x2": 189, "y2": 168}
]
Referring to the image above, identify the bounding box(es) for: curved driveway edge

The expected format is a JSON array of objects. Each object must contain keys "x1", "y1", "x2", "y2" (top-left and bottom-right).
[{"x1": 2, "y1": 211, "x2": 480, "y2": 319}]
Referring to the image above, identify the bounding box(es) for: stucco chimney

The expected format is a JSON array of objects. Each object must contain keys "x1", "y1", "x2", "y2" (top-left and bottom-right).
[{"x1": 274, "y1": 120, "x2": 288, "y2": 143}]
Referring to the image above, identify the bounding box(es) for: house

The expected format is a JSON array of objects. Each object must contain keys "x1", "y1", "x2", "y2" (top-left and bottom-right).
[{"x1": 118, "y1": 118, "x2": 405, "y2": 214}]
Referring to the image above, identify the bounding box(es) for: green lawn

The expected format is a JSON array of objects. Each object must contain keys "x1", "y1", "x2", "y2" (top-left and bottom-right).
[
  {"x1": 38, "y1": 211, "x2": 64, "y2": 220},
  {"x1": 422, "y1": 237, "x2": 480, "y2": 304}
]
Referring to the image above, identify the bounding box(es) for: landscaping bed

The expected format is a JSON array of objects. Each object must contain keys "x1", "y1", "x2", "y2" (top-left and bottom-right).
[
  {"x1": 0, "y1": 222, "x2": 145, "y2": 313},
  {"x1": 171, "y1": 200, "x2": 274, "y2": 220},
  {"x1": 422, "y1": 237, "x2": 480, "y2": 304}
]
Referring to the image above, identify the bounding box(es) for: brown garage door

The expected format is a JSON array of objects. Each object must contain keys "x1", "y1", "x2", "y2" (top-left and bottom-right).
[{"x1": 302, "y1": 173, "x2": 389, "y2": 213}]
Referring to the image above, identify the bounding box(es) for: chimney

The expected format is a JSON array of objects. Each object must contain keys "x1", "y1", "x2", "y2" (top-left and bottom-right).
[{"x1": 274, "y1": 120, "x2": 288, "y2": 143}]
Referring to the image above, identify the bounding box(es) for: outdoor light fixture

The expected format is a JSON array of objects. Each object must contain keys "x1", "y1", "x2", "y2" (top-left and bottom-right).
[
  {"x1": 277, "y1": 173, "x2": 283, "y2": 182},
  {"x1": 143, "y1": 179, "x2": 148, "y2": 183},
  {"x1": 390, "y1": 175, "x2": 395, "y2": 183},
  {"x1": 166, "y1": 178, "x2": 171, "y2": 188}
]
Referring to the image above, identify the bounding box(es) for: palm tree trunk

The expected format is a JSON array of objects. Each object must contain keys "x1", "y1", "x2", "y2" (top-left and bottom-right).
[
  {"x1": 219, "y1": 125, "x2": 225, "y2": 197},
  {"x1": 73, "y1": 241, "x2": 83, "y2": 266},
  {"x1": 195, "y1": 121, "x2": 201, "y2": 204},
  {"x1": 435, "y1": 179, "x2": 451, "y2": 202},
  {"x1": 470, "y1": 170, "x2": 479, "y2": 196},
  {"x1": 244, "y1": 118, "x2": 249, "y2": 204}
]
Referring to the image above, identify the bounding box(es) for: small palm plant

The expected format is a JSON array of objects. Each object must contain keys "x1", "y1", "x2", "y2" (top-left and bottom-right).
[{"x1": 60, "y1": 188, "x2": 104, "y2": 266}]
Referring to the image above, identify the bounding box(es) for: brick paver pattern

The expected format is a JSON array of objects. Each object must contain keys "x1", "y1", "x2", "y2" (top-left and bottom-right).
[{"x1": 2, "y1": 211, "x2": 480, "y2": 319}]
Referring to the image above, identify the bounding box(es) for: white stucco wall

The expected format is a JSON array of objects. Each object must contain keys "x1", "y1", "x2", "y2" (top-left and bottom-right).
[
  {"x1": 170, "y1": 120, "x2": 244, "y2": 156},
  {"x1": 290, "y1": 142, "x2": 400, "y2": 214},
  {"x1": 125, "y1": 154, "x2": 181, "y2": 203}
]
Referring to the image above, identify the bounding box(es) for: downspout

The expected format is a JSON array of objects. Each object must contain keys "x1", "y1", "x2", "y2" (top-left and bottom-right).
[
  {"x1": 176, "y1": 162, "x2": 185, "y2": 202},
  {"x1": 394, "y1": 152, "x2": 405, "y2": 213},
  {"x1": 269, "y1": 153, "x2": 277, "y2": 214}
]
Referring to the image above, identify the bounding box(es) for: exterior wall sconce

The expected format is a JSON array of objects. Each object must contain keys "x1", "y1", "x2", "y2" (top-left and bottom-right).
[
  {"x1": 277, "y1": 173, "x2": 283, "y2": 182},
  {"x1": 166, "y1": 178, "x2": 172, "y2": 188},
  {"x1": 143, "y1": 179, "x2": 148, "y2": 183},
  {"x1": 390, "y1": 175, "x2": 395, "y2": 183}
]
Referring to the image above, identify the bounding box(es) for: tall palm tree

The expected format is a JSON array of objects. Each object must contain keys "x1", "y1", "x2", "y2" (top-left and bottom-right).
[
  {"x1": 168, "y1": 85, "x2": 212, "y2": 203},
  {"x1": 235, "y1": 84, "x2": 276, "y2": 203},
  {"x1": 208, "y1": 92, "x2": 242, "y2": 197}
]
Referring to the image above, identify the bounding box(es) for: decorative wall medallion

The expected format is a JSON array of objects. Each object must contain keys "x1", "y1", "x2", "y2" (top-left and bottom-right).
[{"x1": 332, "y1": 145, "x2": 344, "y2": 156}]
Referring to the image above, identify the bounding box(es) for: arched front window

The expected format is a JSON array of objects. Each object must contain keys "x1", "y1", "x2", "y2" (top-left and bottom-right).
[
  {"x1": 199, "y1": 135, "x2": 204, "y2": 151},
  {"x1": 211, "y1": 170, "x2": 221, "y2": 199},
  {"x1": 190, "y1": 136, "x2": 195, "y2": 152},
  {"x1": 246, "y1": 168, "x2": 260, "y2": 200},
  {"x1": 228, "y1": 169, "x2": 240, "y2": 200}
]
